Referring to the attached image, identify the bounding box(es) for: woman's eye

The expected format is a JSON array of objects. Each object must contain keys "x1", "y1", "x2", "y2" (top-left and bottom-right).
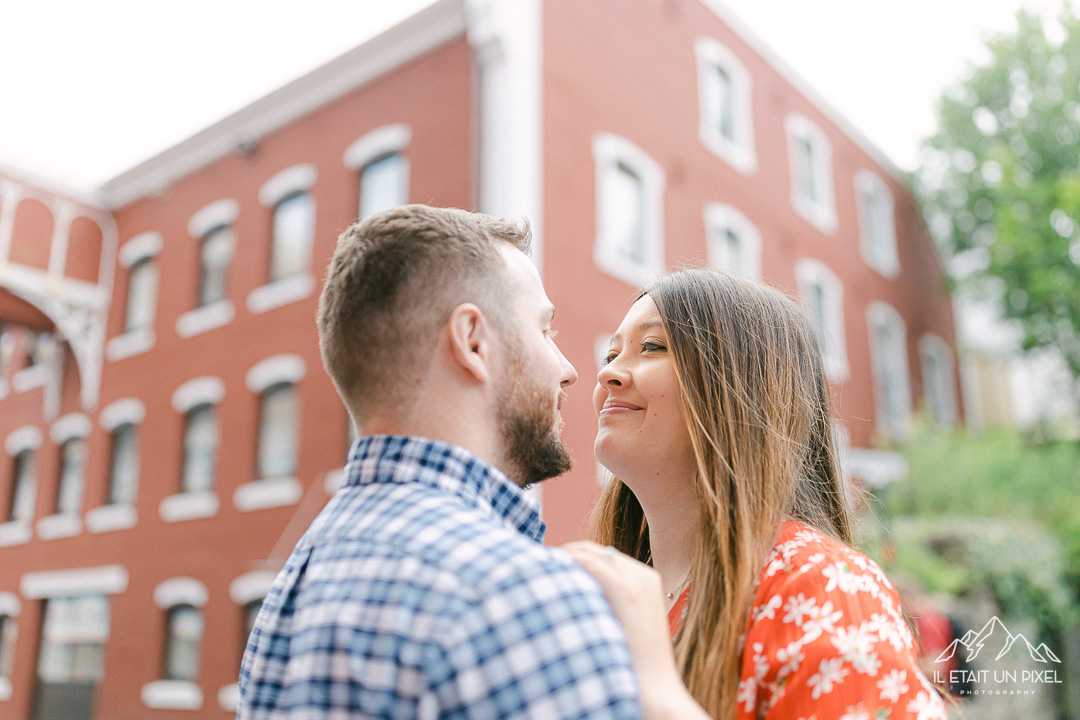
[
  {"x1": 641, "y1": 341, "x2": 666, "y2": 353},
  {"x1": 602, "y1": 351, "x2": 618, "y2": 366}
]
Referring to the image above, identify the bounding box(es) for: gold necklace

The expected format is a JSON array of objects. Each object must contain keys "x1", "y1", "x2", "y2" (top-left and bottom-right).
[{"x1": 664, "y1": 575, "x2": 690, "y2": 600}]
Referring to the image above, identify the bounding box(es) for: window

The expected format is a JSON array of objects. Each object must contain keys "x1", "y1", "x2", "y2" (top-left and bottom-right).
[
  {"x1": 24, "y1": 331, "x2": 52, "y2": 370},
  {"x1": 268, "y1": 192, "x2": 315, "y2": 281},
  {"x1": 795, "y1": 260, "x2": 848, "y2": 382},
  {"x1": 242, "y1": 600, "x2": 262, "y2": 652},
  {"x1": 123, "y1": 256, "x2": 159, "y2": 333},
  {"x1": 106, "y1": 424, "x2": 139, "y2": 506},
  {"x1": 198, "y1": 225, "x2": 233, "y2": 307},
  {"x1": 55, "y1": 438, "x2": 86, "y2": 516},
  {"x1": 34, "y1": 595, "x2": 109, "y2": 720},
  {"x1": 919, "y1": 335, "x2": 959, "y2": 427},
  {"x1": 695, "y1": 37, "x2": 756, "y2": 174},
  {"x1": 344, "y1": 124, "x2": 411, "y2": 220},
  {"x1": 181, "y1": 405, "x2": 218, "y2": 493},
  {"x1": 359, "y1": 153, "x2": 408, "y2": 220},
  {"x1": 786, "y1": 114, "x2": 836, "y2": 234},
  {"x1": 0, "y1": 325, "x2": 13, "y2": 377},
  {"x1": 855, "y1": 170, "x2": 899, "y2": 277},
  {"x1": 592, "y1": 133, "x2": 665, "y2": 288},
  {"x1": 703, "y1": 203, "x2": 762, "y2": 280},
  {"x1": 256, "y1": 383, "x2": 298, "y2": 480},
  {"x1": 164, "y1": 605, "x2": 203, "y2": 682},
  {"x1": 0, "y1": 613, "x2": 16, "y2": 686},
  {"x1": 867, "y1": 303, "x2": 913, "y2": 442},
  {"x1": 8, "y1": 448, "x2": 35, "y2": 523}
]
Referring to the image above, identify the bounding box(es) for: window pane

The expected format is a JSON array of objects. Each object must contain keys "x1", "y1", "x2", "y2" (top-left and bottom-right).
[
  {"x1": 602, "y1": 162, "x2": 645, "y2": 264},
  {"x1": 124, "y1": 258, "x2": 159, "y2": 333},
  {"x1": 797, "y1": 136, "x2": 817, "y2": 203},
  {"x1": 0, "y1": 326, "x2": 14, "y2": 377},
  {"x1": 258, "y1": 384, "x2": 298, "y2": 479},
  {"x1": 270, "y1": 192, "x2": 315, "y2": 281},
  {"x1": 182, "y1": 405, "x2": 218, "y2": 492},
  {"x1": 199, "y1": 226, "x2": 234, "y2": 306},
  {"x1": 0, "y1": 615, "x2": 16, "y2": 679},
  {"x1": 359, "y1": 153, "x2": 407, "y2": 220},
  {"x1": 56, "y1": 438, "x2": 86, "y2": 515},
  {"x1": 714, "y1": 65, "x2": 735, "y2": 141},
  {"x1": 165, "y1": 606, "x2": 203, "y2": 682},
  {"x1": 38, "y1": 596, "x2": 109, "y2": 683},
  {"x1": 723, "y1": 228, "x2": 743, "y2": 276},
  {"x1": 9, "y1": 449, "x2": 36, "y2": 523},
  {"x1": 107, "y1": 424, "x2": 139, "y2": 505}
]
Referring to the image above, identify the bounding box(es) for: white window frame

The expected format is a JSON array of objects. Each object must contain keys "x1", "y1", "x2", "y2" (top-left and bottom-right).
[
  {"x1": 1, "y1": 427, "x2": 41, "y2": 547},
  {"x1": 866, "y1": 302, "x2": 913, "y2": 442},
  {"x1": 592, "y1": 133, "x2": 665, "y2": 288},
  {"x1": 344, "y1": 124, "x2": 412, "y2": 220},
  {"x1": 794, "y1": 259, "x2": 849, "y2": 382},
  {"x1": 180, "y1": 200, "x2": 238, "y2": 337},
  {"x1": 919, "y1": 334, "x2": 959, "y2": 428},
  {"x1": 108, "y1": 231, "x2": 163, "y2": 361},
  {"x1": 695, "y1": 37, "x2": 756, "y2": 175},
  {"x1": 703, "y1": 203, "x2": 762, "y2": 280},
  {"x1": 247, "y1": 165, "x2": 318, "y2": 314},
  {"x1": 785, "y1": 113, "x2": 837, "y2": 234},
  {"x1": 854, "y1": 170, "x2": 899, "y2": 278},
  {"x1": 0, "y1": 592, "x2": 18, "y2": 699},
  {"x1": 143, "y1": 578, "x2": 207, "y2": 710}
]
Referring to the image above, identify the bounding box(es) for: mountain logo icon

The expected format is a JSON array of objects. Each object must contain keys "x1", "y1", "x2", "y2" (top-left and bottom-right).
[{"x1": 935, "y1": 616, "x2": 1060, "y2": 664}]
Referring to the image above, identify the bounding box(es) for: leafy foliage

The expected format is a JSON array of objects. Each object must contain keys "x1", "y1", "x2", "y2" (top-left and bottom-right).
[{"x1": 917, "y1": 7, "x2": 1080, "y2": 376}]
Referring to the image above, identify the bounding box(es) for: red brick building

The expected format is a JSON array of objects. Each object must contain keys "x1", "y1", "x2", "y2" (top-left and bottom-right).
[{"x1": 0, "y1": 1, "x2": 959, "y2": 717}]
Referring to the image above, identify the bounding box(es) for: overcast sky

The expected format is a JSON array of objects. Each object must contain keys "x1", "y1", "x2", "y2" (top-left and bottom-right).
[{"x1": 0, "y1": 0, "x2": 1065, "y2": 191}]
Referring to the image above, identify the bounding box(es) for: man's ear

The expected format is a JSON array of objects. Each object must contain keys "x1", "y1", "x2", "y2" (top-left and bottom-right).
[{"x1": 446, "y1": 303, "x2": 492, "y2": 384}]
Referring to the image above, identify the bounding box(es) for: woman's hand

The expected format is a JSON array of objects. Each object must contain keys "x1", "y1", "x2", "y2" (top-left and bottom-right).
[{"x1": 563, "y1": 541, "x2": 710, "y2": 720}]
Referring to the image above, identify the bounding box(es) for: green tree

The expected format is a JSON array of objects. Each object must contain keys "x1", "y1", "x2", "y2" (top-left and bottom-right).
[{"x1": 917, "y1": 6, "x2": 1080, "y2": 376}]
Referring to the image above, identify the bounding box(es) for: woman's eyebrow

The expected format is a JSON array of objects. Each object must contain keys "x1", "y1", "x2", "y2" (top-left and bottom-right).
[{"x1": 609, "y1": 321, "x2": 665, "y2": 344}]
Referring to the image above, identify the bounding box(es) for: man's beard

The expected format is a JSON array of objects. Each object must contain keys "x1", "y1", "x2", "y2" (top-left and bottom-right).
[{"x1": 496, "y1": 338, "x2": 573, "y2": 489}]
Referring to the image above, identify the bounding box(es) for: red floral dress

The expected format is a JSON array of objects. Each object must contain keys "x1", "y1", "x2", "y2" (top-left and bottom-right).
[{"x1": 668, "y1": 521, "x2": 947, "y2": 719}]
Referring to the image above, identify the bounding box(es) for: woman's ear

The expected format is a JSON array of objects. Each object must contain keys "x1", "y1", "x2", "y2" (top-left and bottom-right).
[{"x1": 446, "y1": 303, "x2": 491, "y2": 384}]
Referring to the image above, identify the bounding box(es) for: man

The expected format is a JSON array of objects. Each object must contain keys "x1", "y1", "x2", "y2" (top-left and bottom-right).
[{"x1": 238, "y1": 205, "x2": 641, "y2": 719}]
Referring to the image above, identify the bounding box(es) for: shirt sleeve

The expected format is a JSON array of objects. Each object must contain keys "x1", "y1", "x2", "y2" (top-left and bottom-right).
[
  {"x1": 736, "y1": 544, "x2": 948, "y2": 720},
  {"x1": 425, "y1": 553, "x2": 642, "y2": 720}
]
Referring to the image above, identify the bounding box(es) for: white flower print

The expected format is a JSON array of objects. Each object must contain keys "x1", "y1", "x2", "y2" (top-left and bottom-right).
[
  {"x1": 801, "y1": 599, "x2": 843, "y2": 640},
  {"x1": 907, "y1": 689, "x2": 948, "y2": 720},
  {"x1": 783, "y1": 593, "x2": 816, "y2": 625},
  {"x1": 877, "y1": 668, "x2": 909, "y2": 703},
  {"x1": 838, "y1": 705, "x2": 870, "y2": 720},
  {"x1": 736, "y1": 676, "x2": 758, "y2": 713},
  {"x1": 807, "y1": 657, "x2": 850, "y2": 699},
  {"x1": 755, "y1": 594, "x2": 783, "y2": 622}
]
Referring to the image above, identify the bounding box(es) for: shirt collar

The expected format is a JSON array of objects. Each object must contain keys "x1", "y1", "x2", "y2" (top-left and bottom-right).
[{"x1": 343, "y1": 434, "x2": 546, "y2": 542}]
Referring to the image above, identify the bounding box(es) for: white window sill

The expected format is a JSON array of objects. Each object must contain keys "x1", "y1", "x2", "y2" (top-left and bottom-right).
[
  {"x1": 11, "y1": 365, "x2": 47, "y2": 393},
  {"x1": 247, "y1": 274, "x2": 315, "y2": 315},
  {"x1": 323, "y1": 468, "x2": 344, "y2": 494},
  {"x1": 217, "y1": 683, "x2": 239, "y2": 712},
  {"x1": 793, "y1": 196, "x2": 837, "y2": 235},
  {"x1": 0, "y1": 677, "x2": 11, "y2": 701},
  {"x1": 700, "y1": 133, "x2": 757, "y2": 176},
  {"x1": 234, "y1": 476, "x2": 302, "y2": 512},
  {"x1": 0, "y1": 521, "x2": 31, "y2": 547},
  {"x1": 159, "y1": 491, "x2": 219, "y2": 523},
  {"x1": 141, "y1": 680, "x2": 203, "y2": 710},
  {"x1": 36, "y1": 513, "x2": 82, "y2": 540},
  {"x1": 176, "y1": 300, "x2": 235, "y2": 339},
  {"x1": 106, "y1": 329, "x2": 155, "y2": 361},
  {"x1": 86, "y1": 504, "x2": 137, "y2": 533}
]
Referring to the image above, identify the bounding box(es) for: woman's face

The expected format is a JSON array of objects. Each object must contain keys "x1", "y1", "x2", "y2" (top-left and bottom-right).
[{"x1": 592, "y1": 295, "x2": 696, "y2": 486}]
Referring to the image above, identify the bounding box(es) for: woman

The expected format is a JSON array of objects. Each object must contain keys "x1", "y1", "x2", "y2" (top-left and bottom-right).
[{"x1": 565, "y1": 269, "x2": 946, "y2": 719}]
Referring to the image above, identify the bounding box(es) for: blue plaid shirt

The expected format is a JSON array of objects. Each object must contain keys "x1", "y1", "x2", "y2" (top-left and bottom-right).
[{"x1": 238, "y1": 435, "x2": 641, "y2": 719}]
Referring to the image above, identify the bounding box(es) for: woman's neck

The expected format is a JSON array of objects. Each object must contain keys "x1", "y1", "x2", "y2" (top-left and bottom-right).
[{"x1": 635, "y1": 478, "x2": 699, "y2": 598}]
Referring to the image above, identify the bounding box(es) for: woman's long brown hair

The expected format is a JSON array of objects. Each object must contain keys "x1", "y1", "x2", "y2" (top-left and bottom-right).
[{"x1": 590, "y1": 269, "x2": 852, "y2": 718}]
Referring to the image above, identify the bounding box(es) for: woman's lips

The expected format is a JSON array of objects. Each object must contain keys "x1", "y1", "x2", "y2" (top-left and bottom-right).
[{"x1": 599, "y1": 400, "x2": 643, "y2": 417}]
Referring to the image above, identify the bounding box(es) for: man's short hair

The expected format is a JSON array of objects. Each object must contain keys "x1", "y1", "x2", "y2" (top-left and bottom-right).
[{"x1": 317, "y1": 204, "x2": 531, "y2": 422}]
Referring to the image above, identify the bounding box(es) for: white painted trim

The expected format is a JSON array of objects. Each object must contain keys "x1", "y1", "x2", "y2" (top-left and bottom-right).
[
  {"x1": 854, "y1": 170, "x2": 899, "y2": 279},
  {"x1": 342, "y1": 124, "x2": 412, "y2": 170},
  {"x1": 258, "y1": 164, "x2": 317, "y2": 207},
  {"x1": 246, "y1": 355, "x2": 306, "y2": 393},
  {"x1": 845, "y1": 448, "x2": 908, "y2": 488},
  {"x1": 695, "y1": 36, "x2": 757, "y2": 175},
  {"x1": 0, "y1": 522, "x2": 31, "y2": 547},
  {"x1": 229, "y1": 571, "x2": 276, "y2": 605},
  {"x1": 153, "y1": 577, "x2": 208, "y2": 609},
  {"x1": 118, "y1": 231, "x2": 164, "y2": 268},
  {"x1": 703, "y1": 202, "x2": 762, "y2": 280},
  {"x1": 100, "y1": 0, "x2": 466, "y2": 208},
  {"x1": 100, "y1": 398, "x2": 146, "y2": 431},
  {"x1": 0, "y1": 678, "x2": 10, "y2": 701},
  {"x1": 5, "y1": 426, "x2": 42, "y2": 455},
  {"x1": 11, "y1": 364, "x2": 47, "y2": 393},
  {"x1": 36, "y1": 514, "x2": 82, "y2": 540},
  {"x1": 176, "y1": 300, "x2": 235, "y2": 338},
  {"x1": 918, "y1": 333, "x2": 959, "y2": 428},
  {"x1": 159, "y1": 491, "x2": 219, "y2": 523},
  {"x1": 21, "y1": 564, "x2": 128, "y2": 598},
  {"x1": 172, "y1": 377, "x2": 225, "y2": 413},
  {"x1": 0, "y1": 592, "x2": 19, "y2": 618},
  {"x1": 785, "y1": 113, "x2": 837, "y2": 235},
  {"x1": 794, "y1": 258, "x2": 849, "y2": 382},
  {"x1": 233, "y1": 477, "x2": 303, "y2": 512},
  {"x1": 105, "y1": 329, "x2": 155, "y2": 361},
  {"x1": 592, "y1": 133, "x2": 666, "y2": 288},
  {"x1": 246, "y1": 274, "x2": 315, "y2": 315},
  {"x1": 85, "y1": 504, "x2": 137, "y2": 534},
  {"x1": 50, "y1": 413, "x2": 92, "y2": 443},
  {"x1": 866, "y1": 301, "x2": 913, "y2": 442},
  {"x1": 187, "y1": 199, "x2": 239, "y2": 239},
  {"x1": 218, "y1": 683, "x2": 240, "y2": 712},
  {"x1": 141, "y1": 680, "x2": 203, "y2": 711}
]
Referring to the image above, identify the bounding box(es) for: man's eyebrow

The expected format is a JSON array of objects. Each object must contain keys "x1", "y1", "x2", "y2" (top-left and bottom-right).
[{"x1": 609, "y1": 320, "x2": 665, "y2": 344}]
